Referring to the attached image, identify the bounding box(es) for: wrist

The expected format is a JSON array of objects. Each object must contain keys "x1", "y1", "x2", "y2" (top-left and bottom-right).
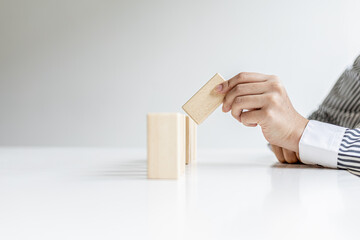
[{"x1": 288, "y1": 116, "x2": 309, "y2": 152}]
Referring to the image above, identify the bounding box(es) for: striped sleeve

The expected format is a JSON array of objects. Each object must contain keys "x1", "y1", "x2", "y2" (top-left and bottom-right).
[
  {"x1": 338, "y1": 128, "x2": 360, "y2": 176},
  {"x1": 307, "y1": 54, "x2": 360, "y2": 129},
  {"x1": 299, "y1": 120, "x2": 360, "y2": 177}
]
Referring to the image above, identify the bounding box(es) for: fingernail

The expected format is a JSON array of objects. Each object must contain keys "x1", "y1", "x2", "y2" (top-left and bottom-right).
[{"x1": 215, "y1": 84, "x2": 223, "y2": 92}]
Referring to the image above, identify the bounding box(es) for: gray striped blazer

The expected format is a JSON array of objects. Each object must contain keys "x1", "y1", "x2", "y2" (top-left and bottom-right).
[
  {"x1": 307, "y1": 55, "x2": 360, "y2": 176},
  {"x1": 309, "y1": 55, "x2": 360, "y2": 128}
]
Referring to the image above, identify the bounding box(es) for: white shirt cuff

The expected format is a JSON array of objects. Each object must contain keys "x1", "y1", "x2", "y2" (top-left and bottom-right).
[{"x1": 299, "y1": 120, "x2": 346, "y2": 168}]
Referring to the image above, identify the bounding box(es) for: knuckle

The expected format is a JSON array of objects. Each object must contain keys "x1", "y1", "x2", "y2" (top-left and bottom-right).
[
  {"x1": 237, "y1": 72, "x2": 247, "y2": 81},
  {"x1": 234, "y1": 96, "x2": 242, "y2": 104},
  {"x1": 267, "y1": 94, "x2": 277, "y2": 104},
  {"x1": 235, "y1": 85, "x2": 242, "y2": 93},
  {"x1": 225, "y1": 80, "x2": 231, "y2": 89},
  {"x1": 263, "y1": 108, "x2": 273, "y2": 120},
  {"x1": 270, "y1": 80, "x2": 283, "y2": 92},
  {"x1": 269, "y1": 75, "x2": 279, "y2": 81}
]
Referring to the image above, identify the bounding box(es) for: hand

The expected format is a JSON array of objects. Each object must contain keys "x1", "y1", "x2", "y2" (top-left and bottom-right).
[
  {"x1": 271, "y1": 144, "x2": 300, "y2": 164},
  {"x1": 214, "y1": 72, "x2": 309, "y2": 153}
]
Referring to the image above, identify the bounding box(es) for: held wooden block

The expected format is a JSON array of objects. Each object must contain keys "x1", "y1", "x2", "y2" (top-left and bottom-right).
[
  {"x1": 147, "y1": 113, "x2": 186, "y2": 179},
  {"x1": 182, "y1": 73, "x2": 225, "y2": 124},
  {"x1": 185, "y1": 116, "x2": 197, "y2": 165}
]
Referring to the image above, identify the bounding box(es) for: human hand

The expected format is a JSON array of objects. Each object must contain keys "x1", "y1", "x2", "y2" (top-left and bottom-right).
[
  {"x1": 214, "y1": 72, "x2": 309, "y2": 152},
  {"x1": 270, "y1": 144, "x2": 301, "y2": 164}
]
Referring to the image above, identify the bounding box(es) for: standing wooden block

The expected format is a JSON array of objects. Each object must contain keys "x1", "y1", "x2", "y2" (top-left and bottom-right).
[
  {"x1": 182, "y1": 73, "x2": 225, "y2": 124},
  {"x1": 185, "y1": 116, "x2": 197, "y2": 165},
  {"x1": 147, "y1": 113, "x2": 186, "y2": 179}
]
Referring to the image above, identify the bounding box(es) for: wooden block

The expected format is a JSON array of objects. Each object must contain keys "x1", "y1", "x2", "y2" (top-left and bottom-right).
[
  {"x1": 147, "y1": 113, "x2": 186, "y2": 179},
  {"x1": 185, "y1": 116, "x2": 197, "y2": 165},
  {"x1": 182, "y1": 73, "x2": 225, "y2": 124},
  {"x1": 190, "y1": 117, "x2": 197, "y2": 164}
]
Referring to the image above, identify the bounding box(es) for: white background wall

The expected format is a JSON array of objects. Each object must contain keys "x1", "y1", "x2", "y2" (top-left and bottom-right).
[{"x1": 0, "y1": 0, "x2": 359, "y2": 148}]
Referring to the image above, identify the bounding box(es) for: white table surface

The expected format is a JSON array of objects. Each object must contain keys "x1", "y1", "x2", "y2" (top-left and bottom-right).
[{"x1": 0, "y1": 147, "x2": 359, "y2": 240}]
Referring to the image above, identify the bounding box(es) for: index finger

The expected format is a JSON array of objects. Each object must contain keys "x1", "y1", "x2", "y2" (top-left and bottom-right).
[{"x1": 214, "y1": 72, "x2": 270, "y2": 94}]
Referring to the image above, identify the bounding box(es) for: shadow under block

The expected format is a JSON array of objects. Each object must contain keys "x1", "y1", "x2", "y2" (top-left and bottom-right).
[
  {"x1": 147, "y1": 113, "x2": 186, "y2": 179},
  {"x1": 185, "y1": 116, "x2": 197, "y2": 165},
  {"x1": 182, "y1": 73, "x2": 225, "y2": 124}
]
